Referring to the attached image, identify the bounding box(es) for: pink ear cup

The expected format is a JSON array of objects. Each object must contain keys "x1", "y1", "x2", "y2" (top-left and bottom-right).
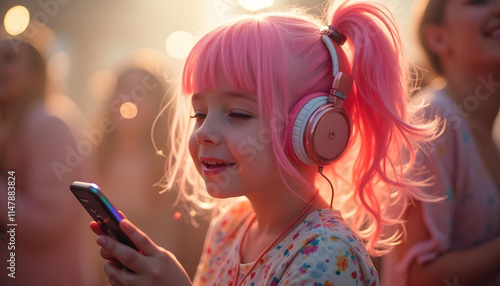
[
  {"x1": 287, "y1": 93, "x2": 329, "y2": 165},
  {"x1": 305, "y1": 104, "x2": 350, "y2": 165},
  {"x1": 287, "y1": 92, "x2": 351, "y2": 166}
]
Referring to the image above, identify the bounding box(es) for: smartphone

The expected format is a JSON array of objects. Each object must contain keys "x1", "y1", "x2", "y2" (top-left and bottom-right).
[{"x1": 70, "y1": 181, "x2": 138, "y2": 251}]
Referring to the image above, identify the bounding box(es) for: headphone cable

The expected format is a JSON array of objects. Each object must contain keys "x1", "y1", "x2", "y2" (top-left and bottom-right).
[{"x1": 318, "y1": 166, "x2": 334, "y2": 208}]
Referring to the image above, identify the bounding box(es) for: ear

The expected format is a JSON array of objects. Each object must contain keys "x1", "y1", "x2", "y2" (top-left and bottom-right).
[{"x1": 423, "y1": 24, "x2": 449, "y2": 57}]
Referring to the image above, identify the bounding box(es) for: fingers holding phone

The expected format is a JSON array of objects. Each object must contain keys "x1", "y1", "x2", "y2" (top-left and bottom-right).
[
  {"x1": 96, "y1": 219, "x2": 155, "y2": 272},
  {"x1": 71, "y1": 181, "x2": 192, "y2": 285},
  {"x1": 96, "y1": 218, "x2": 192, "y2": 286},
  {"x1": 89, "y1": 220, "x2": 120, "y2": 264},
  {"x1": 90, "y1": 220, "x2": 105, "y2": 235}
]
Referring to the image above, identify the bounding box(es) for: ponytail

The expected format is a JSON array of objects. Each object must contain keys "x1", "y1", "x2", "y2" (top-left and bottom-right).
[{"x1": 324, "y1": 1, "x2": 440, "y2": 255}]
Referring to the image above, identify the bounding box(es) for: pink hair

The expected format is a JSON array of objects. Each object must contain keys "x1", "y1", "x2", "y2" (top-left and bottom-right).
[{"x1": 157, "y1": 1, "x2": 440, "y2": 255}]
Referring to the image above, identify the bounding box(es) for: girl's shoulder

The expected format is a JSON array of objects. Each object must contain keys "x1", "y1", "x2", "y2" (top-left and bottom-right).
[{"x1": 274, "y1": 209, "x2": 379, "y2": 285}]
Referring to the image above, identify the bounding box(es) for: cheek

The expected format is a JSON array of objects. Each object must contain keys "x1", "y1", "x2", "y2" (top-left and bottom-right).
[
  {"x1": 242, "y1": 141, "x2": 278, "y2": 176},
  {"x1": 188, "y1": 132, "x2": 198, "y2": 162},
  {"x1": 188, "y1": 131, "x2": 205, "y2": 175},
  {"x1": 445, "y1": 7, "x2": 482, "y2": 40}
]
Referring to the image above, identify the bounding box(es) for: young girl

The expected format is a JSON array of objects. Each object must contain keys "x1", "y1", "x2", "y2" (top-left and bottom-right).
[{"x1": 91, "y1": 1, "x2": 439, "y2": 285}]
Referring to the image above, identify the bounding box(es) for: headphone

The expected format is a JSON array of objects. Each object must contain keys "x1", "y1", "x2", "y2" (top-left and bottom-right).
[{"x1": 287, "y1": 26, "x2": 353, "y2": 166}]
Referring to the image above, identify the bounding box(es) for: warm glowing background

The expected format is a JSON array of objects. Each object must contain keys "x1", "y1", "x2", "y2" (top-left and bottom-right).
[
  {"x1": 5, "y1": 2, "x2": 500, "y2": 284},
  {"x1": 0, "y1": 0, "x2": 417, "y2": 117}
]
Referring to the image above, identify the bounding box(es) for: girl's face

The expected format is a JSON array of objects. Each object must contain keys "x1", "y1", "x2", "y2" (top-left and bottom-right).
[
  {"x1": 188, "y1": 86, "x2": 284, "y2": 199},
  {"x1": 440, "y1": 0, "x2": 500, "y2": 67}
]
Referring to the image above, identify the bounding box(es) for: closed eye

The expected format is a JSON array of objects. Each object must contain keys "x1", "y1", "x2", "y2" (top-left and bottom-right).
[
  {"x1": 228, "y1": 112, "x2": 252, "y2": 120},
  {"x1": 190, "y1": 113, "x2": 206, "y2": 121}
]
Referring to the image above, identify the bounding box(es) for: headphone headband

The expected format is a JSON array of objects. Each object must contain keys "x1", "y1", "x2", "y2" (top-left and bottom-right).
[{"x1": 320, "y1": 26, "x2": 352, "y2": 109}]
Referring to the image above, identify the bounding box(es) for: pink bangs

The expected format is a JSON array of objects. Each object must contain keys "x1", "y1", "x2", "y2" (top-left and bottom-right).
[{"x1": 181, "y1": 16, "x2": 287, "y2": 97}]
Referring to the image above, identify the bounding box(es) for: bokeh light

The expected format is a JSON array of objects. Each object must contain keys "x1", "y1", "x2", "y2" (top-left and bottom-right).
[
  {"x1": 165, "y1": 30, "x2": 196, "y2": 60},
  {"x1": 174, "y1": 211, "x2": 182, "y2": 220},
  {"x1": 4, "y1": 5, "x2": 30, "y2": 35},
  {"x1": 47, "y1": 52, "x2": 71, "y2": 81},
  {"x1": 238, "y1": 0, "x2": 274, "y2": 11},
  {"x1": 119, "y1": 102, "x2": 138, "y2": 119}
]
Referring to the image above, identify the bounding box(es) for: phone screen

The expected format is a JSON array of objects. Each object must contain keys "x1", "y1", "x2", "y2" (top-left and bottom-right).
[{"x1": 70, "y1": 181, "x2": 137, "y2": 251}]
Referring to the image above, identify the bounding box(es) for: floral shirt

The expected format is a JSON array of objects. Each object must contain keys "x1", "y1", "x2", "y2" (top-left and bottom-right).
[{"x1": 193, "y1": 199, "x2": 379, "y2": 286}]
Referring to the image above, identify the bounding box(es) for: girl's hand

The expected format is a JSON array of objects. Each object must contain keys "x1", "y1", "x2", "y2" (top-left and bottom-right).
[{"x1": 90, "y1": 219, "x2": 192, "y2": 286}]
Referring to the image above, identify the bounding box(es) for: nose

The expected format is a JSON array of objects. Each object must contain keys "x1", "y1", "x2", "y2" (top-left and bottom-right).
[{"x1": 195, "y1": 115, "x2": 222, "y2": 145}]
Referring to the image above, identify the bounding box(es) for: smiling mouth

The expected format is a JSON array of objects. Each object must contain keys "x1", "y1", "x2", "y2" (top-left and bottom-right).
[{"x1": 202, "y1": 161, "x2": 236, "y2": 169}]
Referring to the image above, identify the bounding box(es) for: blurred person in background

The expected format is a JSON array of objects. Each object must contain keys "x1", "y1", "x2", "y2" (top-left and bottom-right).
[
  {"x1": 93, "y1": 66, "x2": 208, "y2": 284},
  {"x1": 382, "y1": 0, "x2": 500, "y2": 285},
  {"x1": 0, "y1": 39, "x2": 98, "y2": 285}
]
